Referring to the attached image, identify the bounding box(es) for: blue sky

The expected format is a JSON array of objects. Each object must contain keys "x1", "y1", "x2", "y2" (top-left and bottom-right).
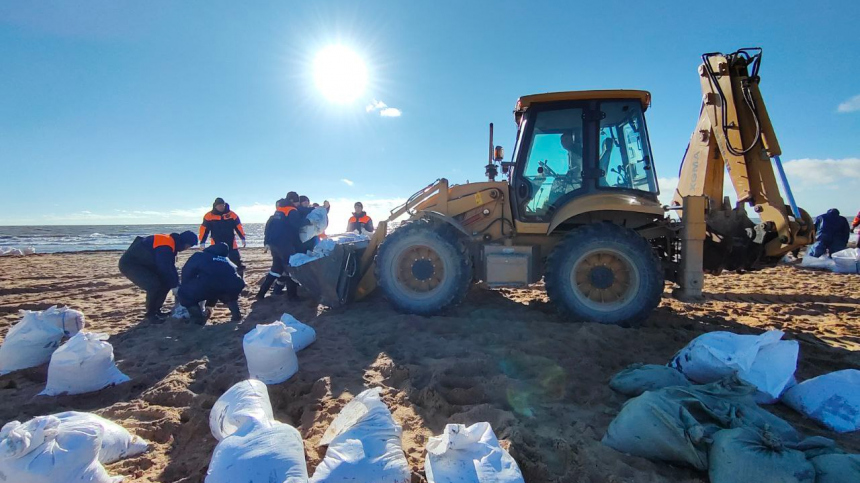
[{"x1": 1, "y1": 0, "x2": 859, "y2": 226}]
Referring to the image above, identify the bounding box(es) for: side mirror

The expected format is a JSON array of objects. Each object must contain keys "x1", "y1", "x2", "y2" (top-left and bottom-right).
[{"x1": 494, "y1": 145, "x2": 504, "y2": 162}]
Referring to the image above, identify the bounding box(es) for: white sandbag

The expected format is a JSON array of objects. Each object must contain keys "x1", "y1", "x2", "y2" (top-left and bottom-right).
[
  {"x1": 831, "y1": 248, "x2": 860, "y2": 274},
  {"x1": 300, "y1": 207, "x2": 329, "y2": 243},
  {"x1": 0, "y1": 416, "x2": 121, "y2": 483},
  {"x1": 0, "y1": 313, "x2": 65, "y2": 375},
  {"x1": 205, "y1": 418, "x2": 308, "y2": 483},
  {"x1": 0, "y1": 247, "x2": 24, "y2": 257},
  {"x1": 313, "y1": 238, "x2": 337, "y2": 256},
  {"x1": 800, "y1": 254, "x2": 836, "y2": 270},
  {"x1": 53, "y1": 411, "x2": 149, "y2": 464},
  {"x1": 21, "y1": 247, "x2": 36, "y2": 255},
  {"x1": 243, "y1": 322, "x2": 298, "y2": 384},
  {"x1": 425, "y1": 422, "x2": 524, "y2": 483},
  {"x1": 24, "y1": 306, "x2": 86, "y2": 336},
  {"x1": 290, "y1": 252, "x2": 323, "y2": 267},
  {"x1": 280, "y1": 313, "x2": 316, "y2": 351},
  {"x1": 40, "y1": 332, "x2": 130, "y2": 396},
  {"x1": 210, "y1": 379, "x2": 275, "y2": 441},
  {"x1": 171, "y1": 300, "x2": 206, "y2": 319},
  {"x1": 782, "y1": 369, "x2": 860, "y2": 433},
  {"x1": 669, "y1": 330, "x2": 797, "y2": 401},
  {"x1": 310, "y1": 388, "x2": 410, "y2": 483}
]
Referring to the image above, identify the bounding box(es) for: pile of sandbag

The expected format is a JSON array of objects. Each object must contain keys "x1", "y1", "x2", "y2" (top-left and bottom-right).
[
  {"x1": 0, "y1": 306, "x2": 86, "y2": 375},
  {"x1": 0, "y1": 246, "x2": 35, "y2": 257},
  {"x1": 670, "y1": 329, "x2": 798, "y2": 403},
  {"x1": 0, "y1": 412, "x2": 148, "y2": 483},
  {"x1": 205, "y1": 379, "x2": 308, "y2": 483},
  {"x1": 243, "y1": 322, "x2": 299, "y2": 384},
  {"x1": 609, "y1": 363, "x2": 691, "y2": 397},
  {"x1": 310, "y1": 388, "x2": 410, "y2": 483},
  {"x1": 40, "y1": 332, "x2": 130, "y2": 396},
  {"x1": 425, "y1": 422, "x2": 524, "y2": 483},
  {"x1": 800, "y1": 248, "x2": 860, "y2": 274},
  {"x1": 602, "y1": 376, "x2": 801, "y2": 470},
  {"x1": 289, "y1": 233, "x2": 369, "y2": 267},
  {"x1": 782, "y1": 369, "x2": 860, "y2": 433}
]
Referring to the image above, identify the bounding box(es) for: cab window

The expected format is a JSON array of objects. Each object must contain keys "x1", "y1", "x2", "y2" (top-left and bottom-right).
[
  {"x1": 598, "y1": 101, "x2": 658, "y2": 193},
  {"x1": 519, "y1": 107, "x2": 584, "y2": 217}
]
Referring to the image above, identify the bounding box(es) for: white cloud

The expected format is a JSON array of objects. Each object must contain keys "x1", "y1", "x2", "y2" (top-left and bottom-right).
[
  {"x1": 366, "y1": 99, "x2": 402, "y2": 118},
  {"x1": 379, "y1": 107, "x2": 402, "y2": 117},
  {"x1": 837, "y1": 94, "x2": 860, "y2": 113},
  {"x1": 341, "y1": 178, "x2": 354, "y2": 186},
  {"x1": 782, "y1": 157, "x2": 860, "y2": 187}
]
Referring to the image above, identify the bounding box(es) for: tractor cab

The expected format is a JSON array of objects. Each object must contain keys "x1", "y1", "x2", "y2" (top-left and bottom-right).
[{"x1": 503, "y1": 90, "x2": 660, "y2": 224}]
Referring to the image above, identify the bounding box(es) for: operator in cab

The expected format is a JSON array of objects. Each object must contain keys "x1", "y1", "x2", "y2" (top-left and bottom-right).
[
  {"x1": 198, "y1": 197, "x2": 247, "y2": 277},
  {"x1": 119, "y1": 231, "x2": 198, "y2": 323},
  {"x1": 809, "y1": 208, "x2": 850, "y2": 257},
  {"x1": 257, "y1": 192, "x2": 304, "y2": 300},
  {"x1": 178, "y1": 242, "x2": 245, "y2": 325},
  {"x1": 347, "y1": 202, "x2": 374, "y2": 234}
]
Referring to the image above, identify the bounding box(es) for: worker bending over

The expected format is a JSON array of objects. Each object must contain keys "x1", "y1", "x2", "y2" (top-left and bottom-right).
[
  {"x1": 119, "y1": 231, "x2": 198, "y2": 323},
  {"x1": 810, "y1": 208, "x2": 850, "y2": 257},
  {"x1": 347, "y1": 202, "x2": 374, "y2": 233},
  {"x1": 257, "y1": 192, "x2": 304, "y2": 300},
  {"x1": 199, "y1": 197, "x2": 247, "y2": 277},
  {"x1": 177, "y1": 242, "x2": 245, "y2": 325}
]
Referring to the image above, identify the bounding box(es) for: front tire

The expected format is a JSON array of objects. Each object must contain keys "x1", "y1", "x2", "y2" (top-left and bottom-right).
[
  {"x1": 376, "y1": 220, "x2": 472, "y2": 315},
  {"x1": 545, "y1": 222, "x2": 663, "y2": 326}
]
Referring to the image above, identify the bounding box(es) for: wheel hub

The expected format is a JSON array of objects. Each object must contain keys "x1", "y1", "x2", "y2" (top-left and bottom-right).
[
  {"x1": 589, "y1": 265, "x2": 615, "y2": 289},
  {"x1": 571, "y1": 249, "x2": 638, "y2": 309},
  {"x1": 411, "y1": 259, "x2": 435, "y2": 280},
  {"x1": 396, "y1": 245, "x2": 445, "y2": 293}
]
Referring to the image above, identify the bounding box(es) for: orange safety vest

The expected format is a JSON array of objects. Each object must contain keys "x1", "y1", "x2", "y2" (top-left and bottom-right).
[
  {"x1": 349, "y1": 215, "x2": 371, "y2": 224},
  {"x1": 277, "y1": 205, "x2": 297, "y2": 216},
  {"x1": 199, "y1": 211, "x2": 245, "y2": 248},
  {"x1": 152, "y1": 234, "x2": 176, "y2": 252}
]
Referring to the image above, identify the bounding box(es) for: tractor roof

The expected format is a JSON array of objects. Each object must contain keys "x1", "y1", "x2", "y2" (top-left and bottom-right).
[{"x1": 515, "y1": 90, "x2": 651, "y2": 121}]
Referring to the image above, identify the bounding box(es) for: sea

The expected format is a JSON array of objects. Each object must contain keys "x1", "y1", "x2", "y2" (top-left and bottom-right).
[{"x1": 0, "y1": 224, "x2": 266, "y2": 254}]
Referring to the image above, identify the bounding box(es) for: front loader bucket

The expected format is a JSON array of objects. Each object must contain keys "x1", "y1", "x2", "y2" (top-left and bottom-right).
[{"x1": 287, "y1": 243, "x2": 363, "y2": 308}]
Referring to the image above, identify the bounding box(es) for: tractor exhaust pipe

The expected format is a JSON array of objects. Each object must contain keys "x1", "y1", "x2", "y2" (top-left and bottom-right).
[{"x1": 485, "y1": 123, "x2": 498, "y2": 181}]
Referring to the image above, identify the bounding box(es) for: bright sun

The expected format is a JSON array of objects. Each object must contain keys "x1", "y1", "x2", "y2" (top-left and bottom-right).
[{"x1": 313, "y1": 45, "x2": 367, "y2": 104}]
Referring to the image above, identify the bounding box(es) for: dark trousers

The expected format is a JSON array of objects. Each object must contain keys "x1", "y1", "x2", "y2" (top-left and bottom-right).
[
  {"x1": 258, "y1": 245, "x2": 298, "y2": 297},
  {"x1": 119, "y1": 255, "x2": 170, "y2": 316}
]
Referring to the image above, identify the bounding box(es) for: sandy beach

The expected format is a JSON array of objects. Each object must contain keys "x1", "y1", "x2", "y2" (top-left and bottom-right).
[{"x1": 0, "y1": 248, "x2": 858, "y2": 482}]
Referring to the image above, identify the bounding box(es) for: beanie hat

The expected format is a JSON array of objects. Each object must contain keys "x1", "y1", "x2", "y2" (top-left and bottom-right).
[
  {"x1": 286, "y1": 191, "x2": 300, "y2": 203},
  {"x1": 178, "y1": 231, "x2": 199, "y2": 247}
]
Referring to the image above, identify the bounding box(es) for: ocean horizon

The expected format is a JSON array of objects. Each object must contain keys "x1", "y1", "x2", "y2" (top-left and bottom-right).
[{"x1": 0, "y1": 224, "x2": 266, "y2": 254}]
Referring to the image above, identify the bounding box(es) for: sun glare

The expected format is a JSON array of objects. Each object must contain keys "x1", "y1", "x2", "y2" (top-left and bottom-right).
[{"x1": 313, "y1": 45, "x2": 367, "y2": 104}]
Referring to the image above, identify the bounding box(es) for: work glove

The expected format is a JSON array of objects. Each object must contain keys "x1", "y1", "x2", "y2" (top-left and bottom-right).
[
  {"x1": 241, "y1": 239, "x2": 247, "y2": 248},
  {"x1": 263, "y1": 244, "x2": 269, "y2": 254}
]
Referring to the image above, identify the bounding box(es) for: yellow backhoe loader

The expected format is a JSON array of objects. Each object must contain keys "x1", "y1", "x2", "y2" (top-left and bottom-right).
[{"x1": 290, "y1": 48, "x2": 813, "y2": 326}]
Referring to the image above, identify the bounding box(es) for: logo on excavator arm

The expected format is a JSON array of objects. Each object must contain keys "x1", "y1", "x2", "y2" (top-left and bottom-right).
[{"x1": 475, "y1": 192, "x2": 483, "y2": 205}]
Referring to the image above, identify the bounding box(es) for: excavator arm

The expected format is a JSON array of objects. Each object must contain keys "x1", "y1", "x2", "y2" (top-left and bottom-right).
[{"x1": 674, "y1": 48, "x2": 814, "y2": 273}]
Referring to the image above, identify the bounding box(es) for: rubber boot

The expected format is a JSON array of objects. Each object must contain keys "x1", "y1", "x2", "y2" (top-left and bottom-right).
[
  {"x1": 144, "y1": 292, "x2": 167, "y2": 324},
  {"x1": 228, "y1": 300, "x2": 242, "y2": 322},
  {"x1": 272, "y1": 280, "x2": 285, "y2": 296},
  {"x1": 187, "y1": 303, "x2": 207, "y2": 326},
  {"x1": 256, "y1": 274, "x2": 277, "y2": 300}
]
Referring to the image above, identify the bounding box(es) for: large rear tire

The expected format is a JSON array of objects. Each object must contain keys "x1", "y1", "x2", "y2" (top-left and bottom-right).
[
  {"x1": 376, "y1": 220, "x2": 472, "y2": 315},
  {"x1": 545, "y1": 222, "x2": 663, "y2": 326}
]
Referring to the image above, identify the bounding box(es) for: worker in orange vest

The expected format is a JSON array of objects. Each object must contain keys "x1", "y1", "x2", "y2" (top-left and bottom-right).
[
  {"x1": 347, "y1": 201, "x2": 374, "y2": 234},
  {"x1": 198, "y1": 197, "x2": 247, "y2": 277},
  {"x1": 257, "y1": 192, "x2": 304, "y2": 300},
  {"x1": 119, "y1": 231, "x2": 198, "y2": 323}
]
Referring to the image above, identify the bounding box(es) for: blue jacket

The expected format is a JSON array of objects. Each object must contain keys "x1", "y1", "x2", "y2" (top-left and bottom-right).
[
  {"x1": 181, "y1": 243, "x2": 245, "y2": 295},
  {"x1": 814, "y1": 209, "x2": 850, "y2": 243},
  {"x1": 264, "y1": 203, "x2": 304, "y2": 252}
]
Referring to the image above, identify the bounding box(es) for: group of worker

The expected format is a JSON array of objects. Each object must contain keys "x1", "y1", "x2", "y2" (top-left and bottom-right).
[
  {"x1": 808, "y1": 208, "x2": 859, "y2": 258},
  {"x1": 118, "y1": 197, "x2": 375, "y2": 325}
]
